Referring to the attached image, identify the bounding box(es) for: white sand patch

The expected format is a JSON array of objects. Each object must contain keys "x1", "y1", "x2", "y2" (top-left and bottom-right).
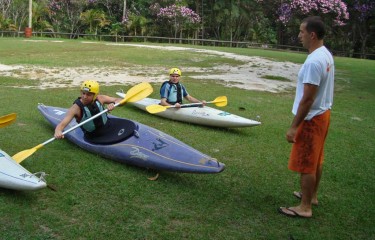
[
  {"x1": 0, "y1": 65, "x2": 163, "y2": 89},
  {"x1": 0, "y1": 64, "x2": 24, "y2": 71},
  {"x1": 351, "y1": 116, "x2": 362, "y2": 121},
  {"x1": 112, "y1": 43, "x2": 300, "y2": 92},
  {"x1": 24, "y1": 39, "x2": 49, "y2": 42},
  {"x1": 0, "y1": 42, "x2": 301, "y2": 92}
]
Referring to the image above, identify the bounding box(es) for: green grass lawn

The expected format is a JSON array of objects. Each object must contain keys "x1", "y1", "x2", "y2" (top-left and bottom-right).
[{"x1": 0, "y1": 38, "x2": 374, "y2": 239}]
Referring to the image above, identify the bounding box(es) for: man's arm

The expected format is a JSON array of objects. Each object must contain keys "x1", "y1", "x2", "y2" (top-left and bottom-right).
[
  {"x1": 54, "y1": 105, "x2": 79, "y2": 139},
  {"x1": 160, "y1": 98, "x2": 172, "y2": 106},
  {"x1": 185, "y1": 95, "x2": 206, "y2": 107},
  {"x1": 286, "y1": 83, "x2": 318, "y2": 143},
  {"x1": 97, "y1": 95, "x2": 122, "y2": 111},
  {"x1": 185, "y1": 95, "x2": 201, "y2": 103}
]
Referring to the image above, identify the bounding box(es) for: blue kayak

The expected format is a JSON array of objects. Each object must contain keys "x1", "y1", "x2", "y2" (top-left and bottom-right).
[{"x1": 37, "y1": 104, "x2": 225, "y2": 173}]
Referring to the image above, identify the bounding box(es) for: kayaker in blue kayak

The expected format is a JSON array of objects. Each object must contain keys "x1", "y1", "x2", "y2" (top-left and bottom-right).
[
  {"x1": 54, "y1": 80, "x2": 122, "y2": 142},
  {"x1": 160, "y1": 68, "x2": 206, "y2": 108}
]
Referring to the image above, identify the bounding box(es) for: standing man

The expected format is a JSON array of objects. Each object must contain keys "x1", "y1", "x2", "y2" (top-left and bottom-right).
[{"x1": 278, "y1": 16, "x2": 335, "y2": 218}]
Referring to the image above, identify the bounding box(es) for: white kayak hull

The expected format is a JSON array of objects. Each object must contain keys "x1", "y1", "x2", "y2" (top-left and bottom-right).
[
  {"x1": 0, "y1": 150, "x2": 47, "y2": 191},
  {"x1": 116, "y1": 93, "x2": 261, "y2": 128}
]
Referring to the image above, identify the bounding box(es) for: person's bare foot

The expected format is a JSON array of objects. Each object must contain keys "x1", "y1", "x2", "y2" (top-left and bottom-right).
[
  {"x1": 293, "y1": 191, "x2": 319, "y2": 206},
  {"x1": 278, "y1": 206, "x2": 312, "y2": 218}
]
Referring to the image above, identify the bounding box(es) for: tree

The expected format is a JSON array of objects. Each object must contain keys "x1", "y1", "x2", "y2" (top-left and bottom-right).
[
  {"x1": 126, "y1": 13, "x2": 148, "y2": 36},
  {"x1": 1, "y1": 0, "x2": 374, "y2": 57},
  {"x1": 156, "y1": 3, "x2": 201, "y2": 39},
  {"x1": 80, "y1": 9, "x2": 110, "y2": 34},
  {"x1": 7, "y1": 0, "x2": 28, "y2": 31},
  {"x1": 276, "y1": 0, "x2": 349, "y2": 26},
  {"x1": 90, "y1": 0, "x2": 123, "y2": 20},
  {"x1": 257, "y1": 0, "x2": 350, "y2": 48},
  {"x1": 349, "y1": 0, "x2": 375, "y2": 57},
  {"x1": 0, "y1": 0, "x2": 12, "y2": 19},
  {"x1": 48, "y1": 0, "x2": 88, "y2": 37},
  {"x1": 201, "y1": 0, "x2": 269, "y2": 43},
  {"x1": 110, "y1": 22, "x2": 125, "y2": 42},
  {"x1": 32, "y1": 1, "x2": 54, "y2": 34}
]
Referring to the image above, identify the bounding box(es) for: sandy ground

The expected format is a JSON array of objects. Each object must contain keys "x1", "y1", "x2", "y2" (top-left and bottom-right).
[{"x1": 0, "y1": 41, "x2": 301, "y2": 93}]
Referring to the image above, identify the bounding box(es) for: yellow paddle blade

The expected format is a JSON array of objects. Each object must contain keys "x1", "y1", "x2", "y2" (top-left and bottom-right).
[
  {"x1": 212, "y1": 96, "x2": 227, "y2": 107},
  {"x1": 0, "y1": 120, "x2": 16, "y2": 128},
  {"x1": 120, "y1": 82, "x2": 153, "y2": 105},
  {"x1": 146, "y1": 104, "x2": 168, "y2": 114},
  {"x1": 13, "y1": 144, "x2": 44, "y2": 163},
  {"x1": 0, "y1": 113, "x2": 17, "y2": 128},
  {"x1": 12, "y1": 149, "x2": 37, "y2": 163},
  {"x1": 13, "y1": 143, "x2": 44, "y2": 163}
]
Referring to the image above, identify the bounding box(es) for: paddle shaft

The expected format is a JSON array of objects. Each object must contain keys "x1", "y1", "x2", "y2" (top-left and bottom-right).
[
  {"x1": 146, "y1": 96, "x2": 227, "y2": 114},
  {"x1": 168, "y1": 101, "x2": 214, "y2": 109}
]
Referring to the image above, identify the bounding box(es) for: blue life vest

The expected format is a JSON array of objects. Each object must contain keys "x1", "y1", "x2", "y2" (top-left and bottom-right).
[
  {"x1": 160, "y1": 81, "x2": 188, "y2": 104},
  {"x1": 74, "y1": 98, "x2": 108, "y2": 133}
]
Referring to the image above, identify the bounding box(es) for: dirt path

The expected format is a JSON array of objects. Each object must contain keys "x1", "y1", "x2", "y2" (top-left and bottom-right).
[{"x1": 0, "y1": 42, "x2": 300, "y2": 92}]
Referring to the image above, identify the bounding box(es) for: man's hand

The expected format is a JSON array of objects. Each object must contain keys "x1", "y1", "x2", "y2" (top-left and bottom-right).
[
  {"x1": 54, "y1": 130, "x2": 64, "y2": 139},
  {"x1": 107, "y1": 103, "x2": 115, "y2": 111},
  {"x1": 286, "y1": 127, "x2": 297, "y2": 143},
  {"x1": 200, "y1": 100, "x2": 207, "y2": 107}
]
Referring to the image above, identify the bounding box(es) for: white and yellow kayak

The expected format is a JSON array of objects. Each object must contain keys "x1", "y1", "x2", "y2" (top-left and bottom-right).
[
  {"x1": 116, "y1": 92, "x2": 261, "y2": 128},
  {"x1": 0, "y1": 149, "x2": 47, "y2": 191},
  {"x1": 0, "y1": 113, "x2": 47, "y2": 191}
]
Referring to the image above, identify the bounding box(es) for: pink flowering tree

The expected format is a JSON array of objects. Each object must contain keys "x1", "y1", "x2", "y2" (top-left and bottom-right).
[
  {"x1": 48, "y1": 0, "x2": 88, "y2": 37},
  {"x1": 254, "y1": 0, "x2": 351, "y2": 48},
  {"x1": 156, "y1": 4, "x2": 201, "y2": 39},
  {"x1": 277, "y1": 0, "x2": 349, "y2": 26}
]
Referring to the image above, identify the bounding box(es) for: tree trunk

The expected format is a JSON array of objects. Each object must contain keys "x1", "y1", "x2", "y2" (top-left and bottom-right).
[
  {"x1": 179, "y1": 28, "x2": 182, "y2": 44},
  {"x1": 123, "y1": 0, "x2": 127, "y2": 22},
  {"x1": 28, "y1": 0, "x2": 32, "y2": 28},
  {"x1": 361, "y1": 35, "x2": 368, "y2": 59}
]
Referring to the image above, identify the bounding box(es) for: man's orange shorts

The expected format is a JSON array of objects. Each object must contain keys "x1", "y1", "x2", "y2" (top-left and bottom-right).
[{"x1": 288, "y1": 110, "x2": 331, "y2": 174}]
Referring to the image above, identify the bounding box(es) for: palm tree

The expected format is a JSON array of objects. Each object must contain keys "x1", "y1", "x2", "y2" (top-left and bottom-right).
[{"x1": 80, "y1": 9, "x2": 110, "y2": 34}]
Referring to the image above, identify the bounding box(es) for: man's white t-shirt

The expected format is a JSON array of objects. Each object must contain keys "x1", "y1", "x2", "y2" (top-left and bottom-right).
[{"x1": 292, "y1": 46, "x2": 335, "y2": 120}]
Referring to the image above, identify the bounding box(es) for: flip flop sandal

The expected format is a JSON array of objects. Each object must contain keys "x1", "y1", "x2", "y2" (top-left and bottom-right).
[{"x1": 278, "y1": 207, "x2": 312, "y2": 218}]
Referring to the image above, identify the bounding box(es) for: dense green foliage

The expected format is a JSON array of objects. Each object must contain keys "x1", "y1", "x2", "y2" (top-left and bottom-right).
[
  {"x1": 0, "y1": 0, "x2": 374, "y2": 58},
  {"x1": 0, "y1": 38, "x2": 374, "y2": 239}
]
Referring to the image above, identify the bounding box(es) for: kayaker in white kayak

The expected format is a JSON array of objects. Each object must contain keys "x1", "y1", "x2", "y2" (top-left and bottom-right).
[
  {"x1": 160, "y1": 68, "x2": 206, "y2": 108},
  {"x1": 54, "y1": 80, "x2": 122, "y2": 141}
]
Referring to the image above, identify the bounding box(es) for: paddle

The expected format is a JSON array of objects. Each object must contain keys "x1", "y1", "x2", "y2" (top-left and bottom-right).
[
  {"x1": 146, "y1": 96, "x2": 227, "y2": 114},
  {"x1": 12, "y1": 82, "x2": 153, "y2": 164},
  {"x1": 0, "y1": 113, "x2": 17, "y2": 128}
]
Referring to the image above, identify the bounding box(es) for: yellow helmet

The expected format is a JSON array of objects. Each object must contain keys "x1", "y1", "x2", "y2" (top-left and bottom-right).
[
  {"x1": 169, "y1": 68, "x2": 182, "y2": 76},
  {"x1": 81, "y1": 80, "x2": 99, "y2": 100}
]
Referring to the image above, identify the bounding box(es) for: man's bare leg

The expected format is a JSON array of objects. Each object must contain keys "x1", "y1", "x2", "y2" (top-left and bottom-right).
[{"x1": 280, "y1": 173, "x2": 314, "y2": 218}]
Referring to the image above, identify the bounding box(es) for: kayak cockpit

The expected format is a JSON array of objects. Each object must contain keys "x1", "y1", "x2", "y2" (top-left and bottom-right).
[{"x1": 84, "y1": 118, "x2": 138, "y2": 145}]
